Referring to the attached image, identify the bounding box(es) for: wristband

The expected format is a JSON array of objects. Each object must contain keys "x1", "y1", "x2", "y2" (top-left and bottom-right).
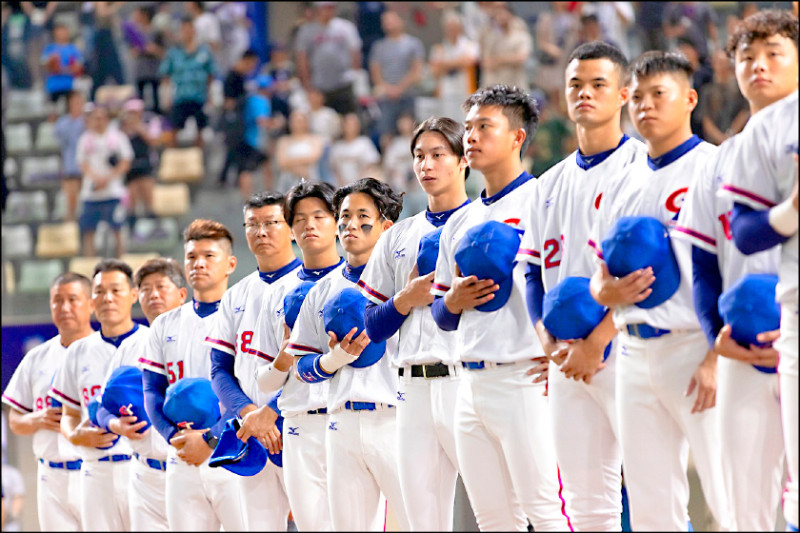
[{"x1": 202, "y1": 432, "x2": 219, "y2": 450}]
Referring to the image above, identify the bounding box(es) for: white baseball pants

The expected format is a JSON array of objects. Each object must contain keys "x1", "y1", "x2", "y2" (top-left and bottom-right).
[
  {"x1": 326, "y1": 407, "x2": 410, "y2": 531},
  {"x1": 396, "y1": 369, "x2": 461, "y2": 531},
  {"x1": 240, "y1": 457, "x2": 290, "y2": 531},
  {"x1": 36, "y1": 462, "x2": 81, "y2": 531},
  {"x1": 129, "y1": 456, "x2": 168, "y2": 531},
  {"x1": 283, "y1": 412, "x2": 332, "y2": 531},
  {"x1": 549, "y1": 350, "x2": 622, "y2": 531},
  {"x1": 455, "y1": 362, "x2": 569, "y2": 532},
  {"x1": 79, "y1": 458, "x2": 131, "y2": 531},
  {"x1": 616, "y1": 329, "x2": 731, "y2": 532},
  {"x1": 718, "y1": 357, "x2": 784, "y2": 531},
  {"x1": 778, "y1": 303, "x2": 799, "y2": 528}
]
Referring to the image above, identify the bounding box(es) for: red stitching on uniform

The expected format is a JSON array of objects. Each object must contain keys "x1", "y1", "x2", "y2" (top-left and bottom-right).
[
  {"x1": 357, "y1": 280, "x2": 389, "y2": 302},
  {"x1": 287, "y1": 343, "x2": 323, "y2": 354},
  {"x1": 517, "y1": 248, "x2": 541, "y2": 258},
  {"x1": 50, "y1": 387, "x2": 80, "y2": 407},
  {"x1": 2, "y1": 394, "x2": 33, "y2": 413},
  {"x1": 137, "y1": 357, "x2": 165, "y2": 369},
  {"x1": 205, "y1": 337, "x2": 235, "y2": 350},
  {"x1": 721, "y1": 184, "x2": 777, "y2": 208},
  {"x1": 674, "y1": 225, "x2": 716, "y2": 247}
]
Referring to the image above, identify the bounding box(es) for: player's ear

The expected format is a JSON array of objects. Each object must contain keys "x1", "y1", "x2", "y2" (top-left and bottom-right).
[
  {"x1": 381, "y1": 219, "x2": 393, "y2": 231},
  {"x1": 686, "y1": 87, "x2": 698, "y2": 112},
  {"x1": 178, "y1": 287, "x2": 188, "y2": 304},
  {"x1": 226, "y1": 255, "x2": 238, "y2": 276},
  {"x1": 513, "y1": 127, "x2": 527, "y2": 151},
  {"x1": 618, "y1": 85, "x2": 630, "y2": 107}
]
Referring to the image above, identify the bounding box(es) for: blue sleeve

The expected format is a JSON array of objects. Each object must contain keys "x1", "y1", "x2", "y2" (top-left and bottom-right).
[
  {"x1": 364, "y1": 299, "x2": 408, "y2": 343},
  {"x1": 142, "y1": 369, "x2": 179, "y2": 443},
  {"x1": 95, "y1": 404, "x2": 115, "y2": 432},
  {"x1": 257, "y1": 95, "x2": 270, "y2": 118},
  {"x1": 431, "y1": 296, "x2": 461, "y2": 331},
  {"x1": 209, "y1": 348, "x2": 254, "y2": 417},
  {"x1": 525, "y1": 263, "x2": 545, "y2": 327},
  {"x1": 296, "y1": 354, "x2": 336, "y2": 384},
  {"x1": 730, "y1": 202, "x2": 788, "y2": 255},
  {"x1": 41, "y1": 43, "x2": 55, "y2": 61},
  {"x1": 266, "y1": 391, "x2": 281, "y2": 418},
  {"x1": 691, "y1": 246, "x2": 725, "y2": 347},
  {"x1": 208, "y1": 409, "x2": 235, "y2": 439}
]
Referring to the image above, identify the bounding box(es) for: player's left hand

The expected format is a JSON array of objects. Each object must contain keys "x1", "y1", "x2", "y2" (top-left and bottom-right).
[
  {"x1": 555, "y1": 339, "x2": 606, "y2": 384},
  {"x1": 714, "y1": 325, "x2": 779, "y2": 368},
  {"x1": 686, "y1": 351, "x2": 717, "y2": 414},
  {"x1": 394, "y1": 265, "x2": 435, "y2": 315},
  {"x1": 526, "y1": 356, "x2": 550, "y2": 396},
  {"x1": 273, "y1": 324, "x2": 294, "y2": 372},
  {"x1": 172, "y1": 428, "x2": 212, "y2": 466},
  {"x1": 108, "y1": 415, "x2": 149, "y2": 440},
  {"x1": 237, "y1": 405, "x2": 278, "y2": 444}
]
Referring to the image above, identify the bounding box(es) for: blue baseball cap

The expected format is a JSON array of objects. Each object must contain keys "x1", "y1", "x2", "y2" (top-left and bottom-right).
[
  {"x1": 284, "y1": 281, "x2": 316, "y2": 330},
  {"x1": 601, "y1": 216, "x2": 680, "y2": 309},
  {"x1": 101, "y1": 366, "x2": 150, "y2": 432},
  {"x1": 454, "y1": 220, "x2": 522, "y2": 312},
  {"x1": 416, "y1": 227, "x2": 444, "y2": 276},
  {"x1": 208, "y1": 418, "x2": 268, "y2": 476},
  {"x1": 163, "y1": 378, "x2": 221, "y2": 430},
  {"x1": 719, "y1": 273, "x2": 781, "y2": 373},
  {"x1": 267, "y1": 415, "x2": 283, "y2": 467},
  {"x1": 87, "y1": 394, "x2": 120, "y2": 449},
  {"x1": 543, "y1": 277, "x2": 613, "y2": 361},
  {"x1": 322, "y1": 287, "x2": 386, "y2": 368},
  {"x1": 256, "y1": 74, "x2": 274, "y2": 90}
]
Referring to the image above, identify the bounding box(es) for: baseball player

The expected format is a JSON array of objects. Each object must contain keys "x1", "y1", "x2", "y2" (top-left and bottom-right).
[
  {"x1": 356, "y1": 116, "x2": 470, "y2": 531},
  {"x1": 431, "y1": 85, "x2": 569, "y2": 531},
  {"x1": 2, "y1": 272, "x2": 94, "y2": 531},
  {"x1": 287, "y1": 177, "x2": 409, "y2": 531},
  {"x1": 49, "y1": 259, "x2": 150, "y2": 531},
  {"x1": 140, "y1": 219, "x2": 250, "y2": 531},
  {"x1": 516, "y1": 41, "x2": 648, "y2": 531},
  {"x1": 205, "y1": 192, "x2": 301, "y2": 530},
  {"x1": 673, "y1": 11, "x2": 798, "y2": 530},
  {"x1": 721, "y1": 25, "x2": 798, "y2": 533},
  {"x1": 250, "y1": 180, "x2": 344, "y2": 532},
  {"x1": 92, "y1": 258, "x2": 188, "y2": 531},
  {"x1": 587, "y1": 51, "x2": 731, "y2": 531}
]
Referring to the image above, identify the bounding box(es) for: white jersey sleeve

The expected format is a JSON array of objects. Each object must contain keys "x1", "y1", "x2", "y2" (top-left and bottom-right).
[
  {"x1": 517, "y1": 186, "x2": 541, "y2": 267},
  {"x1": 140, "y1": 313, "x2": 168, "y2": 377},
  {"x1": 431, "y1": 211, "x2": 464, "y2": 298},
  {"x1": 204, "y1": 287, "x2": 239, "y2": 355},
  {"x1": 675, "y1": 152, "x2": 720, "y2": 255},
  {"x1": 2, "y1": 344, "x2": 37, "y2": 414},
  {"x1": 49, "y1": 338, "x2": 84, "y2": 412},
  {"x1": 357, "y1": 225, "x2": 396, "y2": 305}
]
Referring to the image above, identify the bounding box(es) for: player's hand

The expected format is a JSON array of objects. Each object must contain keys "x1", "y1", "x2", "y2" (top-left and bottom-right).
[
  {"x1": 444, "y1": 265, "x2": 498, "y2": 314},
  {"x1": 70, "y1": 418, "x2": 118, "y2": 448},
  {"x1": 714, "y1": 325, "x2": 779, "y2": 368},
  {"x1": 237, "y1": 405, "x2": 278, "y2": 444},
  {"x1": 526, "y1": 356, "x2": 550, "y2": 396},
  {"x1": 590, "y1": 263, "x2": 654, "y2": 307},
  {"x1": 108, "y1": 415, "x2": 149, "y2": 440},
  {"x1": 171, "y1": 428, "x2": 212, "y2": 466},
  {"x1": 686, "y1": 351, "x2": 717, "y2": 414},
  {"x1": 273, "y1": 324, "x2": 294, "y2": 372},
  {"x1": 328, "y1": 328, "x2": 370, "y2": 358},
  {"x1": 556, "y1": 338, "x2": 607, "y2": 384},
  {"x1": 32, "y1": 407, "x2": 62, "y2": 432},
  {"x1": 258, "y1": 424, "x2": 283, "y2": 455},
  {"x1": 394, "y1": 265, "x2": 435, "y2": 315}
]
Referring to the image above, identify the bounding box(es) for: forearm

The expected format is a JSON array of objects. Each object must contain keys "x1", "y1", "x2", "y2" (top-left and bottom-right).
[
  {"x1": 364, "y1": 299, "x2": 407, "y2": 343},
  {"x1": 256, "y1": 362, "x2": 289, "y2": 394},
  {"x1": 60, "y1": 409, "x2": 81, "y2": 444},
  {"x1": 431, "y1": 296, "x2": 461, "y2": 331},
  {"x1": 95, "y1": 404, "x2": 115, "y2": 432},
  {"x1": 691, "y1": 246, "x2": 725, "y2": 347},
  {"x1": 8, "y1": 410, "x2": 38, "y2": 436},
  {"x1": 210, "y1": 348, "x2": 255, "y2": 416},
  {"x1": 143, "y1": 369, "x2": 179, "y2": 442},
  {"x1": 524, "y1": 263, "x2": 544, "y2": 327},
  {"x1": 730, "y1": 202, "x2": 789, "y2": 254}
]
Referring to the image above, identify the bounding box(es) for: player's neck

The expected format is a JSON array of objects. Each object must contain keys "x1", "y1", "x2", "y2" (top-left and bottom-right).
[
  {"x1": 194, "y1": 283, "x2": 227, "y2": 304},
  {"x1": 428, "y1": 187, "x2": 468, "y2": 214},
  {"x1": 301, "y1": 247, "x2": 341, "y2": 270},
  {"x1": 346, "y1": 250, "x2": 372, "y2": 268},
  {"x1": 646, "y1": 124, "x2": 694, "y2": 160},
  {"x1": 749, "y1": 87, "x2": 797, "y2": 115},
  {"x1": 59, "y1": 326, "x2": 94, "y2": 347},
  {"x1": 100, "y1": 317, "x2": 135, "y2": 338},
  {"x1": 576, "y1": 121, "x2": 624, "y2": 157},
  {"x1": 481, "y1": 156, "x2": 524, "y2": 197},
  {"x1": 255, "y1": 248, "x2": 297, "y2": 273}
]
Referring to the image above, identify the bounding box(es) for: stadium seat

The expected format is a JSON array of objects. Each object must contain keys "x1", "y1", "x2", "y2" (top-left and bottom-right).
[
  {"x1": 128, "y1": 217, "x2": 179, "y2": 253},
  {"x1": 2, "y1": 261, "x2": 15, "y2": 294},
  {"x1": 158, "y1": 147, "x2": 204, "y2": 183},
  {"x1": 20, "y1": 155, "x2": 61, "y2": 188},
  {"x1": 68, "y1": 256, "x2": 102, "y2": 280},
  {"x1": 2, "y1": 224, "x2": 34, "y2": 258},
  {"x1": 5, "y1": 123, "x2": 33, "y2": 154},
  {"x1": 5, "y1": 90, "x2": 47, "y2": 121},
  {"x1": 35, "y1": 121, "x2": 61, "y2": 153},
  {"x1": 4, "y1": 156, "x2": 18, "y2": 179},
  {"x1": 3, "y1": 190, "x2": 49, "y2": 223},
  {"x1": 18, "y1": 259, "x2": 64, "y2": 293},
  {"x1": 35, "y1": 222, "x2": 81, "y2": 258},
  {"x1": 152, "y1": 183, "x2": 190, "y2": 216},
  {"x1": 121, "y1": 252, "x2": 160, "y2": 276}
]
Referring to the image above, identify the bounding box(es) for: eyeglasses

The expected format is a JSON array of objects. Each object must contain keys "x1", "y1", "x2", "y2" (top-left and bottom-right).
[{"x1": 243, "y1": 220, "x2": 285, "y2": 232}]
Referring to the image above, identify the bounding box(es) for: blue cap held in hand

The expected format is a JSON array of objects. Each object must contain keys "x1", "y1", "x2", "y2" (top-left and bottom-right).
[
  {"x1": 417, "y1": 227, "x2": 444, "y2": 276},
  {"x1": 284, "y1": 281, "x2": 316, "y2": 330},
  {"x1": 208, "y1": 418, "x2": 268, "y2": 476},
  {"x1": 101, "y1": 366, "x2": 150, "y2": 432},
  {"x1": 163, "y1": 378, "x2": 221, "y2": 430},
  {"x1": 322, "y1": 287, "x2": 386, "y2": 368}
]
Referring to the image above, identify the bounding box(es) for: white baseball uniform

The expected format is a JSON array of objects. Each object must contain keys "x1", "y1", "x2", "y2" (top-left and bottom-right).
[
  {"x1": 204, "y1": 265, "x2": 300, "y2": 531},
  {"x1": 721, "y1": 89, "x2": 799, "y2": 529},
  {"x1": 250, "y1": 261, "x2": 343, "y2": 532},
  {"x1": 357, "y1": 208, "x2": 466, "y2": 531},
  {"x1": 49, "y1": 325, "x2": 150, "y2": 532},
  {"x1": 432, "y1": 172, "x2": 570, "y2": 532},
  {"x1": 516, "y1": 136, "x2": 647, "y2": 531},
  {"x1": 589, "y1": 136, "x2": 731, "y2": 531},
  {"x1": 287, "y1": 262, "x2": 409, "y2": 532},
  {"x1": 140, "y1": 301, "x2": 248, "y2": 532},
  {"x1": 674, "y1": 131, "x2": 784, "y2": 531},
  {"x1": 2, "y1": 335, "x2": 83, "y2": 531}
]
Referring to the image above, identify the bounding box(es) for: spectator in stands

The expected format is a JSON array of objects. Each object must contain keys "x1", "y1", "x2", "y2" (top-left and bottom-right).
[
  {"x1": 237, "y1": 74, "x2": 275, "y2": 200},
  {"x1": 275, "y1": 108, "x2": 324, "y2": 190},
  {"x1": 535, "y1": 2, "x2": 580, "y2": 110},
  {"x1": 216, "y1": 2, "x2": 251, "y2": 75},
  {"x1": 120, "y1": 99, "x2": 160, "y2": 234},
  {"x1": 76, "y1": 103, "x2": 133, "y2": 257},
  {"x1": 295, "y1": 1, "x2": 362, "y2": 115},
  {"x1": 355, "y1": 0, "x2": 386, "y2": 70},
  {"x1": 590, "y1": 2, "x2": 635, "y2": 58},
  {"x1": 479, "y1": 3, "x2": 532, "y2": 90},
  {"x1": 90, "y1": 2, "x2": 126, "y2": 101},
  {"x1": 54, "y1": 90, "x2": 86, "y2": 222},
  {"x1": 676, "y1": 36, "x2": 714, "y2": 138},
  {"x1": 41, "y1": 22, "x2": 84, "y2": 121},
  {"x1": 1, "y1": 1, "x2": 33, "y2": 89},
  {"x1": 698, "y1": 48, "x2": 749, "y2": 145},
  {"x1": 152, "y1": 2, "x2": 176, "y2": 47},
  {"x1": 662, "y1": 2, "x2": 719, "y2": 62},
  {"x1": 529, "y1": 93, "x2": 575, "y2": 177},
  {"x1": 329, "y1": 112, "x2": 380, "y2": 187},
  {"x1": 267, "y1": 43, "x2": 294, "y2": 124},
  {"x1": 184, "y1": 2, "x2": 221, "y2": 58},
  {"x1": 123, "y1": 5, "x2": 166, "y2": 114},
  {"x1": 218, "y1": 49, "x2": 259, "y2": 186},
  {"x1": 307, "y1": 87, "x2": 341, "y2": 184},
  {"x1": 429, "y1": 10, "x2": 479, "y2": 121},
  {"x1": 159, "y1": 16, "x2": 216, "y2": 148},
  {"x1": 382, "y1": 112, "x2": 416, "y2": 192},
  {"x1": 636, "y1": 2, "x2": 668, "y2": 52},
  {"x1": 369, "y1": 9, "x2": 424, "y2": 147},
  {"x1": 576, "y1": 13, "x2": 618, "y2": 49}
]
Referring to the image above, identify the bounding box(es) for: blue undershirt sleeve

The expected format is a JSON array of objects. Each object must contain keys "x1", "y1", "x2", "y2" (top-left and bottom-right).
[
  {"x1": 266, "y1": 391, "x2": 282, "y2": 418},
  {"x1": 142, "y1": 369, "x2": 179, "y2": 442},
  {"x1": 431, "y1": 296, "x2": 461, "y2": 331},
  {"x1": 210, "y1": 347, "x2": 254, "y2": 417},
  {"x1": 364, "y1": 299, "x2": 408, "y2": 343},
  {"x1": 730, "y1": 202, "x2": 788, "y2": 255},
  {"x1": 525, "y1": 263, "x2": 545, "y2": 327},
  {"x1": 691, "y1": 246, "x2": 725, "y2": 347},
  {"x1": 95, "y1": 404, "x2": 115, "y2": 432}
]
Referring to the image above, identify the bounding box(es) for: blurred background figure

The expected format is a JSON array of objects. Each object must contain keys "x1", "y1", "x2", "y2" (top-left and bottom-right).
[
  {"x1": 429, "y1": 10, "x2": 478, "y2": 121},
  {"x1": 478, "y1": 2, "x2": 532, "y2": 90},
  {"x1": 120, "y1": 98, "x2": 160, "y2": 234},
  {"x1": 55, "y1": 90, "x2": 87, "y2": 222},
  {"x1": 535, "y1": 1, "x2": 580, "y2": 113},
  {"x1": 698, "y1": 49, "x2": 749, "y2": 145},
  {"x1": 329, "y1": 112, "x2": 380, "y2": 187},
  {"x1": 41, "y1": 22, "x2": 84, "y2": 121},
  {"x1": 275, "y1": 109, "x2": 324, "y2": 190},
  {"x1": 123, "y1": 5, "x2": 166, "y2": 114}
]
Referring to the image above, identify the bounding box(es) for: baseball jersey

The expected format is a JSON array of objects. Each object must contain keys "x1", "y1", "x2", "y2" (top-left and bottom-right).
[
  {"x1": 721, "y1": 89, "x2": 799, "y2": 306},
  {"x1": 287, "y1": 264, "x2": 399, "y2": 412},
  {"x1": 357, "y1": 210, "x2": 463, "y2": 367},
  {"x1": 674, "y1": 133, "x2": 780, "y2": 290},
  {"x1": 588, "y1": 136, "x2": 717, "y2": 331},
  {"x1": 432, "y1": 172, "x2": 544, "y2": 363},
  {"x1": 249, "y1": 261, "x2": 345, "y2": 417},
  {"x1": 517, "y1": 135, "x2": 648, "y2": 288},
  {"x1": 2, "y1": 336, "x2": 82, "y2": 462},
  {"x1": 204, "y1": 261, "x2": 302, "y2": 406},
  {"x1": 49, "y1": 326, "x2": 150, "y2": 460}
]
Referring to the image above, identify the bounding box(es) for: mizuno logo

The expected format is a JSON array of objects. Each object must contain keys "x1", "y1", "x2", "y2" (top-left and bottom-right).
[
  {"x1": 287, "y1": 427, "x2": 299, "y2": 436},
  {"x1": 81, "y1": 366, "x2": 90, "y2": 374},
  {"x1": 328, "y1": 422, "x2": 338, "y2": 431},
  {"x1": 396, "y1": 392, "x2": 406, "y2": 402},
  {"x1": 165, "y1": 336, "x2": 176, "y2": 343},
  {"x1": 545, "y1": 197, "x2": 554, "y2": 208},
  {"x1": 312, "y1": 271, "x2": 322, "y2": 276},
  {"x1": 394, "y1": 248, "x2": 406, "y2": 259},
  {"x1": 786, "y1": 142, "x2": 799, "y2": 154},
  {"x1": 234, "y1": 306, "x2": 245, "y2": 314},
  {"x1": 318, "y1": 310, "x2": 324, "y2": 318},
  {"x1": 276, "y1": 308, "x2": 284, "y2": 317}
]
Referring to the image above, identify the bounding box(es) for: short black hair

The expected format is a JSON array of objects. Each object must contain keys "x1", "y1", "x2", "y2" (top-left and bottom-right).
[
  {"x1": 726, "y1": 9, "x2": 799, "y2": 58},
  {"x1": 411, "y1": 116, "x2": 470, "y2": 180},
  {"x1": 92, "y1": 258, "x2": 134, "y2": 288},
  {"x1": 137, "y1": 5, "x2": 155, "y2": 21},
  {"x1": 567, "y1": 41, "x2": 629, "y2": 77},
  {"x1": 242, "y1": 48, "x2": 260, "y2": 61},
  {"x1": 332, "y1": 178, "x2": 404, "y2": 223},
  {"x1": 243, "y1": 191, "x2": 286, "y2": 218},
  {"x1": 51, "y1": 272, "x2": 91, "y2": 294},
  {"x1": 462, "y1": 85, "x2": 540, "y2": 156},
  {"x1": 133, "y1": 258, "x2": 186, "y2": 289},
  {"x1": 628, "y1": 50, "x2": 694, "y2": 86},
  {"x1": 285, "y1": 181, "x2": 336, "y2": 225}
]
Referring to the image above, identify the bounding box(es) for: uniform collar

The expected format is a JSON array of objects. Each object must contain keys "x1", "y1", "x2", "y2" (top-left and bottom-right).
[
  {"x1": 193, "y1": 299, "x2": 220, "y2": 318},
  {"x1": 480, "y1": 172, "x2": 534, "y2": 205},
  {"x1": 299, "y1": 257, "x2": 344, "y2": 281},
  {"x1": 426, "y1": 199, "x2": 471, "y2": 227},
  {"x1": 342, "y1": 262, "x2": 366, "y2": 283},
  {"x1": 576, "y1": 134, "x2": 630, "y2": 170},
  {"x1": 259, "y1": 258, "x2": 302, "y2": 284},
  {"x1": 100, "y1": 323, "x2": 139, "y2": 348},
  {"x1": 647, "y1": 135, "x2": 702, "y2": 170}
]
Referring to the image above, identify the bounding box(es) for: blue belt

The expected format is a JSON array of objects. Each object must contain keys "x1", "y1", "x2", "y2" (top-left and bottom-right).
[
  {"x1": 626, "y1": 324, "x2": 671, "y2": 339},
  {"x1": 39, "y1": 458, "x2": 82, "y2": 470},
  {"x1": 134, "y1": 453, "x2": 167, "y2": 471},
  {"x1": 344, "y1": 401, "x2": 394, "y2": 411},
  {"x1": 98, "y1": 454, "x2": 132, "y2": 463},
  {"x1": 461, "y1": 361, "x2": 514, "y2": 370},
  {"x1": 307, "y1": 408, "x2": 328, "y2": 415}
]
